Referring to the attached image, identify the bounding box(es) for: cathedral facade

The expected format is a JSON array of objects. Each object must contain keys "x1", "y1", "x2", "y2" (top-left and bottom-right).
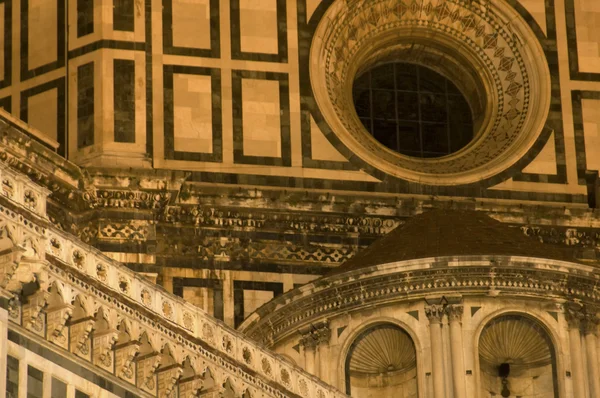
[{"x1": 0, "y1": 0, "x2": 600, "y2": 397}]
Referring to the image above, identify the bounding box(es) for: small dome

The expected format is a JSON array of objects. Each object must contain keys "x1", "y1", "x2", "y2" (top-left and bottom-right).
[{"x1": 332, "y1": 209, "x2": 577, "y2": 275}]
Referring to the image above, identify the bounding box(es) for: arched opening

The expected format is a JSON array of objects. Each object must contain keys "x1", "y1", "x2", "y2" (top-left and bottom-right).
[
  {"x1": 345, "y1": 324, "x2": 417, "y2": 398},
  {"x1": 478, "y1": 314, "x2": 558, "y2": 398}
]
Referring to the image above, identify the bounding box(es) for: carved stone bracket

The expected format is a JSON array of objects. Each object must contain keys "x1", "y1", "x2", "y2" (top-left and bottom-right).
[
  {"x1": 115, "y1": 341, "x2": 140, "y2": 383},
  {"x1": 22, "y1": 290, "x2": 49, "y2": 333},
  {"x1": 69, "y1": 318, "x2": 95, "y2": 358},
  {"x1": 179, "y1": 376, "x2": 203, "y2": 398},
  {"x1": 93, "y1": 329, "x2": 119, "y2": 371},
  {"x1": 0, "y1": 246, "x2": 24, "y2": 291},
  {"x1": 45, "y1": 303, "x2": 73, "y2": 348},
  {"x1": 137, "y1": 353, "x2": 161, "y2": 394},
  {"x1": 157, "y1": 365, "x2": 184, "y2": 398}
]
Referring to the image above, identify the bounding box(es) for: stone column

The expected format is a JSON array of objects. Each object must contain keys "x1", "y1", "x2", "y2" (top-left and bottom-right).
[
  {"x1": 299, "y1": 322, "x2": 330, "y2": 378},
  {"x1": 447, "y1": 305, "x2": 466, "y2": 398},
  {"x1": 426, "y1": 304, "x2": 446, "y2": 398},
  {"x1": 300, "y1": 338, "x2": 317, "y2": 375},
  {"x1": 317, "y1": 325, "x2": 332, "y2": 382},
  {"x1": 583, "y1": 313, "x2": 600, "y2": 398},
  {"x1": 566, "y1": 308, "x2": 586, "y2": 398}
]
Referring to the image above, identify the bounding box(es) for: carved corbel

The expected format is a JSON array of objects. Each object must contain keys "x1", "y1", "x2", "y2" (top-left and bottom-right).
[
  {"x1": 22, "y1": 290, "x2": 49, "y2": 334},
  {"x1": 179, "y1": 376, "x2": 203, "y2": 398},
  {"x1": 115, "y1": 341, "x2": 140, "y2": 383},
  {"x1": 45, "y1": 303, "x2": 73, "y2": 348},
  {"x1": 4, "y1": 256, "x2": 38, "y2": 294},
  {"x1": 69, "y1": 318, "x2": 95, "y2": 359},
  {"x1": 93, "y1": 329, "x2": 119, "y2": 371},
  {"x1": 157, "y1": 365, "x2": 184, "y2": 398},
  {"x1": 0, "y1": 246, "x2": 25, "y2": 292},
  {"x1": 136, "y1": 353, "x2": 161, "y2": 394},
  {"x1": 197, "y1": 386, "x2": 224, "y2": 398}
]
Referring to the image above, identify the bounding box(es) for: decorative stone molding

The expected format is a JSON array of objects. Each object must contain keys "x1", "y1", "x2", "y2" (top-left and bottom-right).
[{"x1": 241, "y1": 259, "x2": 600, "y2": 346}]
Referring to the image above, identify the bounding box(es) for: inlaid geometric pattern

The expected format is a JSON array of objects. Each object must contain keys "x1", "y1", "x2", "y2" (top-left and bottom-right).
[{"x1": 521, "y1": 132, "x2": 557, "y2": 175}]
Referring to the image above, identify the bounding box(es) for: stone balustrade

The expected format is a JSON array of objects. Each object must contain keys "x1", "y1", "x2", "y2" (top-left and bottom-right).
[{"x1": 0, "y1": 161, "x2": 345, "y2": 398}]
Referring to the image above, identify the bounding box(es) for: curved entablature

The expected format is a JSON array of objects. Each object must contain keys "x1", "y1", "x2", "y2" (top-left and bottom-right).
[
  {"x1": 310, "y1": 0, "x2": 551, "y2": 185},
  {"x1": 239, "y1": 254, "x2": 600, "y2": 346},
  {"x1": 0, "y1": 162, "x2": 346, "y2": 398}
]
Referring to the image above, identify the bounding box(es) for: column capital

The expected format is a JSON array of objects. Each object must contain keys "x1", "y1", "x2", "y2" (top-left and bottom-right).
[
  {"x1": 582, "y1": 313, "x2": 600, "y2": 336},
  {"x1": 565, "y1": 306, "x2": 584, "y2": 330},
  {"x1": 446, "y1": 305, "x2": 464, "y2": 323},
  {"x1": 425, "y1": 304, "x2": 445, "y2": 324},
  {"x1": 299, "y1": 321, "x2": 330, "y2": 350}
]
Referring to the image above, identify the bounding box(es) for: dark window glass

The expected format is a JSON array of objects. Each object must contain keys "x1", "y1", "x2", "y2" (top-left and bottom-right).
[
  {"x1": 6, "y1": 356, "x2": 19, "y2": 398},
  {"x1": 352, "y1": 62, "x2": 474, "y2": 158},
  {"x1": 75, "y1": 391, "x2": 90, "y2": 398},
  {"x1": 27, "y1": 366, "x2": 43, "y2": 398},
  {"x1": 52, "y1": 378, "x2": 68, "y2": 398}
]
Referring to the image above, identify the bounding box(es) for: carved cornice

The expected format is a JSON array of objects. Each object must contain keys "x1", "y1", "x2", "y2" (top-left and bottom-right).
[{"x1": 241, "y1": 259, "x2": 600, "y2": 346}]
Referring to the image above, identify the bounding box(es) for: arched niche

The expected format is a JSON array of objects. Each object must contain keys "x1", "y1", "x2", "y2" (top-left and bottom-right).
[
  {"x1": 478, "y1": 314, "x2": 558, "y2": 398},
  {"x1": 344, "y1": 323, "x2": 417, "y2": 398}
]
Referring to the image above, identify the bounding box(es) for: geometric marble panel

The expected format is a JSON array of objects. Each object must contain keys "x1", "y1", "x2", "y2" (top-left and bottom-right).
[
  {"x1": 310, "y1": 115, "x2": 347, "y2": 162},
  {"x1": 28, "y1": 0, "x2": 58, "y2": 70},
  {"x1": 305, "y1": 0, "x2": 322, "y2": 21},
  {"x1": 239, "y1": 0, "x2": 278, "y2": 54},
  {"x1": 521, "y1": 132, "x2": 557, "y2": 175},
  {"x1": 582, "y1": 98, "x2": 600, "y2": 171},
  {"x1": 26, "y1": 88, "x2": 58, "y2": 142},
  {"x1": 172, "y1": 0, "x2": 211, "y2": 50},
  {"x1": 518, "y1": 0, "x2": 547, "y2": 36},
  {"x1": 173, "y1": 73, "x2": 213, "y2": 154},
  {"x1": 243, "y1": 289, "x2": 274, "y2": 318},
  {"x1": 242, "y1": 78, "x2": 281, "y2": 157},
  {"x1": 574, "y1": 0, "x2": 600, "y2": 72}
]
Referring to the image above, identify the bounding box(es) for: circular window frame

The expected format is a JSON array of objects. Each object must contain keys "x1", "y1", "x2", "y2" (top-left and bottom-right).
[{"x1": 310, "y1": 0, "x2": 551, "y2": 185}]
